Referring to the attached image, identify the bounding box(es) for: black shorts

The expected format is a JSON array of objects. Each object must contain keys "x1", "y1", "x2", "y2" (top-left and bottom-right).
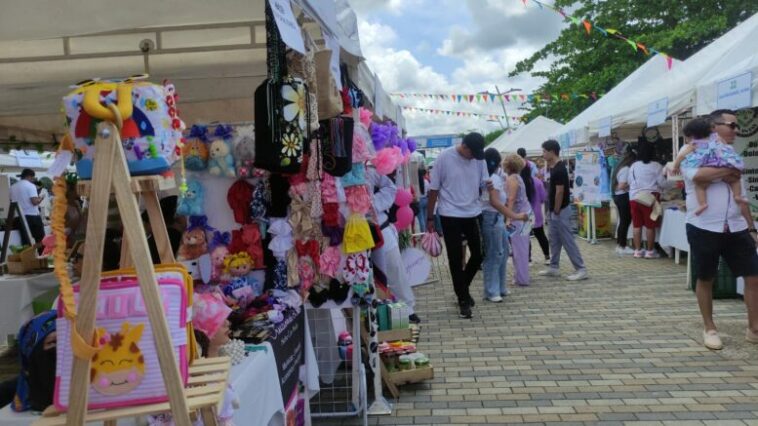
[{"x1": 686, "y1": 224, "x2": 758, "y2": 280}]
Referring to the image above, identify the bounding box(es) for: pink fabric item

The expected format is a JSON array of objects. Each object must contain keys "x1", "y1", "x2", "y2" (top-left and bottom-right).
[
  {"x1": 319, "y1": 246, "x2": 341, "y2": 278},
  {"x1": 421, "y1": 232, "x2": 442, "y2": 257},
  {"x1": 192, "y1": 292, "x2": 232, "y2": 338},
  {"x1": 359, "y1": 107, "x2": 373, "y2": 129},
  {"x1": 345, "y1": 185, "x2": 372, "y2": 215},
  {"x1": 373, "y1": 147, "x2": 402, "y2": 175},
  {"x1": 321, "y1": 173, "x2": 339, "y2": 203},
  {"x1": 352, "y1": 132, "x2": 374, "y2": 163}
]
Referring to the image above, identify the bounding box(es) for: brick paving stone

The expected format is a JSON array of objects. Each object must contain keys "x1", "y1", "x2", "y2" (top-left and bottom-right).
[{"x1": 307, "y1": 241, "x2": 758, "y2": 426}]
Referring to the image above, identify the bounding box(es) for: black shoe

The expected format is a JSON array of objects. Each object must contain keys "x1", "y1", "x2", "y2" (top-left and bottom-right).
[
  {"x1": 459, "y1": 302, "x2": 472, "y2": 319},
  {"x1": 409, "y1": 314, "x2": 421, "y2": 324},
  {"x1": 468, "y1": 296, "x2": 476, "y2": 307}
]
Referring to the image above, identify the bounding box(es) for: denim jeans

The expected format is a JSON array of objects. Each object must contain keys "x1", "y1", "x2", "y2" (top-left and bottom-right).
[
  {"x1": 417, "y1": 196, "x2": 428, "y2": 232},
  {"x1": 480, "y1": 211, "x2": 509, "y2": 298}
]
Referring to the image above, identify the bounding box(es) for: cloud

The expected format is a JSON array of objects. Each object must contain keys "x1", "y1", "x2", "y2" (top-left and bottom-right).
[
  {"x1": 439, "y1": 0, "x2": 563, "y2": 58},
  {"x1": 348, "y1": 0, "x2": 421, "y2": 16}
]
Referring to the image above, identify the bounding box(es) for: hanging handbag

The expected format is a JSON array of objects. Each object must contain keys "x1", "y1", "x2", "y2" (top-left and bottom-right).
[
  {"x1": 286, "y1": 31, "x2": 320, "y2": 132},
  {"x1": 315, "y1": 49, "x2": 344, "y2": 120},
  {"x1": 320, "y1": 116, "x2": 354, "y2": 177},
  {"x1": 254, "y1": 2, "x2": 310, "y2": 174}
]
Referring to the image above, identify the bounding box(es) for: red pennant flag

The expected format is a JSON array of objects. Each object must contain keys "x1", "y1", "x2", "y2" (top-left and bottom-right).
[
  {"x1": 468, "y1": 95, "x2": 474, "y2": 102},
  {"x1": 664, "y1": 54, "x2": 673, "y2": 69},
  {"x1": 637, "y1": 42, "x2": 649, "y2": 55},
  {"x1": 520, "y1": 94, "x2": 526, "y2": 102},
  {"x1": 505, "y1": 95, "x2": 511, "y2": 102},
  {"x1": 583, "y1": 20, "x2": 592, "y2": 35},
  {"x1": 591, "y1": 92, "x2": 598, "y2": 100},
  {"x1": 521, "y1": 0, "x2": 526, "y2": 5}
]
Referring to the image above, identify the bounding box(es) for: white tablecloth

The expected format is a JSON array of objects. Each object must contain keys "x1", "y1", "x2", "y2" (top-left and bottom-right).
[
  {"x1": 234, "y1": 343, "x2": 286, "y2": 426},
  {"x1": 659, "y1": 209, "x2": 689, "y2": 252},
  {"x1": 0, "y1": 272, "x2": 57, "y2": 344}
]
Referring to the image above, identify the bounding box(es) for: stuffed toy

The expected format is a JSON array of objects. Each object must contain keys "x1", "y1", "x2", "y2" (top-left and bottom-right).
[
  {"x1": 178, "y1": 227, "x2": 208, "y2": 261},
  {"x1": 208, "y1": 125, "x2": 236, "y2": 178},
  {"x1": 209, "y1": 231, "x2": 232, "y2": 284},
  {"x1": 221, "y1": 252, "x2": 260, "y2": 310},
  {"x1": 176, "y1": 180, "x2": 204, "y2": 217},
  {"x1": 183, "y1": 125, "x2": 209, "y2": 171},
  {"x1": 233, "y1": 125, "x2": 256, "y2": 178}
]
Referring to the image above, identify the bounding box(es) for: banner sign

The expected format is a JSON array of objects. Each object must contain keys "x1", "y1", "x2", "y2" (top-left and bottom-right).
[
  {"x1": 573, "y1": 150, "x2": 603, "y2": 207},
  {"x1": 717, "y1": 71, "x2": 752, "y2": 111},
  {"x1": 268, "y1": 308, "x2": 305, "y2": 404},
  {"x1": 647, "y1": 97, "x2": 668, "y2": 127},
  {"x1": 735, "y1": 107, "x2": 758, "y2": 210}
]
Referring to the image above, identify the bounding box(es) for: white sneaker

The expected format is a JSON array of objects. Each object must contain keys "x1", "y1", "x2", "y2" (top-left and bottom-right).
[
  {"x1": 703, "y1": 330, "x2": 723, "y2": 350},
  {"x1": 566, "y1": 269, "x2": 589, "y2": 281},
  {"x1": 543, "y1": 259, "x2": 551, "y2": 265},
  {"x1": 645, "y1": 250, "x2": 661, "y2": 259},
  {"x1": 486, "y1": 296, "x2": 503, "y2": 303},
  {"x1": 622, "y1": 247, "x2": 636, "y2": 255},
  {"x1": 538, "y1": 268, "x2": 560, "y2": 277},
  {"x1": 633, "y1": 250, "x2": 644, "y2": 258},
  {"x1": 615, "y1": 246, "x2": 625, "y2": 255}
]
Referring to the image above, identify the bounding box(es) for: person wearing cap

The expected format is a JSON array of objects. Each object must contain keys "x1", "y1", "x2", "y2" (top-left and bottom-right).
[
  {"x1": 517, "y1": 147, "x2": 539, "y2": 178},
  {"x1": 426, "y1": 133, "x2": 489, "y2": 319},
  {"x1": 10, "y1": 169, "x2": 46, "y2": 249}
]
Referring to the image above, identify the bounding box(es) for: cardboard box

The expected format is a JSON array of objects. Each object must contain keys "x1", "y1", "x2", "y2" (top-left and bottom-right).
[{"x1": 7, "y1": 247, "x2": 47, "y2": 274}]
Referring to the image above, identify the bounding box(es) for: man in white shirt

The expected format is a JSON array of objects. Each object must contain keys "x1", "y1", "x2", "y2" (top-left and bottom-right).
[
  {"x1": 426, "y1": 133, "x2": 489, "y2": 319},
  {"x1": 10, "y1": 169, "x2": 46, "y2": 249},
  {"x1": 684, "y1": 109, "x2": 758, "y2": 350}
]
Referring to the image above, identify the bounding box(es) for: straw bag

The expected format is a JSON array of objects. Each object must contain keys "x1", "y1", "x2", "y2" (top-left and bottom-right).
[
  {"x1": 287, "y1": 32, "x2": 320, "y2": 132},
  {"x1": 315, "y1": 49, "x2": 344, "y2": 120}
]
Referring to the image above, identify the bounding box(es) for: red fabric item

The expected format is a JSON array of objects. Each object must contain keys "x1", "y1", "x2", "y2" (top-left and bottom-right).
[
  {"x1": 227, "y1": 179, "x2": 254, "y2": 224},
  {"x1": 322, "y1": 203, "x2": 340, "y2": 227},
  {"x1": 229, "y1": 223, "x2": 266, "y2": 269},
  {"x1": 296, "y1": 239, "x2": 321, "y2": 270},
  {"x1": 341, "y1": 88, "x2": 353, "y2": 115}
]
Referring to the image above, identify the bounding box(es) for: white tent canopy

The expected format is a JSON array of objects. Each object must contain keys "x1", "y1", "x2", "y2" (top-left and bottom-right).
[
  {"x1": 0, "y1": 0, "x2": 402, "y2": 138},
  {"x1": 588, "y1": 12, "x2": 758, "y2": 137},
  {"x1": 553, "y1": 54, "x2": 682, "y2": 146},
  {"x1": 489, "y1": 116, "x2": 562, "y2": 155}
]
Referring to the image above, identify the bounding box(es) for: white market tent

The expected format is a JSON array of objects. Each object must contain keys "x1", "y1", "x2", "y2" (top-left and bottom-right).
[
  {"x1": 0, "y1": 0, "x2": 404, "y2": 144},
  {"x1": 695, "y1": 13, "x2": 758, "y2": 115},
  {"x1": 584, "y1": 12, "x2": 758, "y2": 138},
  {"x1": 489, "y1": 116, "x2": 562, "y2": 155},
  {"x1": 553, "y1": 54, "x2": 683, "y2": 147}
]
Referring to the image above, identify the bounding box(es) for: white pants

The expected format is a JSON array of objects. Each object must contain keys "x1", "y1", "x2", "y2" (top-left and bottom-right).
[{"x1": 372, "y1": 225, "x2": 416, "y2": 313}]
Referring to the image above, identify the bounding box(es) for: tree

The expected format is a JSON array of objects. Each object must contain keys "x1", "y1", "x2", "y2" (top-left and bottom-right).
[
  {"x1": 484, "y1": 129, "x2": 505, "y2": 146},
  {"x1": 510, "y1": 1, "x2": 758, "y2": 123}
]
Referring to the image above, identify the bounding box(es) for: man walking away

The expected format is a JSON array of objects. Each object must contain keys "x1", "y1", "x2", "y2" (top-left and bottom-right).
[
  {"x1": 538, "y1": 140, "x2": 588, "y2": 281},
  {"x1": 426, "y1": 133, "x2": 489, "y2": 319},
  {"x1": 10, "y1": 169, "x2": 46, "y2": 251}
]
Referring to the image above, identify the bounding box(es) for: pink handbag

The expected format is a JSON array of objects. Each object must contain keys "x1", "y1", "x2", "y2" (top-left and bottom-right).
[{"x1": 420, "y1": 231, "x2": 442, "y2": 257}]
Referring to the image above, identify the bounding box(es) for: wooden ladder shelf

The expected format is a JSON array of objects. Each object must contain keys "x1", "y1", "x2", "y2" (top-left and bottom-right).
[{"x1": 35, "y1": 109, "x2": 229, "y2": 426}]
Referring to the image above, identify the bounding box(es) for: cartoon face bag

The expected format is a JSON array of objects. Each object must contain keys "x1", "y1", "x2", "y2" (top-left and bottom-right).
[
  {"x1": 62, "y1": 78, "x2": 183, "y2": 179},
  {"x1": 54, "y1": 269, "x2": 191, "y2": 410}
]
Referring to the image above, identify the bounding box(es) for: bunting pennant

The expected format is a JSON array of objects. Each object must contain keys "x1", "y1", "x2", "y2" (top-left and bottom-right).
[
  {"x1": 401, "y1": 106, "x2": 523, "y2": 122},
  {"x1": 390, "y1": 90, "x2": 602, "y2": 104},
  {"x1": 522, "y1": 0, "x2": 674, "y2": 67},
  {"x1": 582, "y1": 20, "x2": 592, "y2": 35}
]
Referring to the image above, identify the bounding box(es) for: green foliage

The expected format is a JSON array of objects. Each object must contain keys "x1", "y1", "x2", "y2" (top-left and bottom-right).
[
  {"x1": 511, "y1": 0, "x2": 758, "y2": 123},
  {"x1": 484, "y1": 129, "x2": 505, "y2": 146}
]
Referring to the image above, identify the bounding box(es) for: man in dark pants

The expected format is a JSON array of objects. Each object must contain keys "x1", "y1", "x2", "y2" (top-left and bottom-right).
[
  {"x1": 10, "y1": 169, "x2": 45, "y2": 250},
  {"x1": 426, "y1": 133, "x2": 488, "y2": 318}
]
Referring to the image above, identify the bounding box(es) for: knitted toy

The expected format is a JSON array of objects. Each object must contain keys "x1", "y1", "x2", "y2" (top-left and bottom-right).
[
  {"x1": 222, "y1": 252, "x2": 259, "y2": 310},
  {"x1": 183, "y1": 125, "x2": 209, "y2": 171},
  {"x1": 210, "y1": 231, "x2": 232, "y2": 284},
  {"x1": 176, "y1": 179, "x2": 204, "y2": 217},
  {"x1": 208, "y1": 125, "x2": 236, "y2": 177},
  {"x1": 177, "y1": 227, "x2": 208, "y2": 261},
  {"x1": 233, "y1": 125, "x2": 256, "y2": 178}
]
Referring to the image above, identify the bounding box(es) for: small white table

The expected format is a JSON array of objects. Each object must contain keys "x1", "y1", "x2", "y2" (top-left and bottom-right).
[
  {"x1": 0, "y1": 272, "x2": 57, "y2": 345},
  {"x1": 659, "y1": 209, "x2": 689, "y2": 264}
]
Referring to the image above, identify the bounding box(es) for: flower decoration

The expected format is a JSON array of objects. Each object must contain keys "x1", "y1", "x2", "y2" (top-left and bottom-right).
[{"x1": 282, "y1": 84, "x2": 307, "y2": 131}]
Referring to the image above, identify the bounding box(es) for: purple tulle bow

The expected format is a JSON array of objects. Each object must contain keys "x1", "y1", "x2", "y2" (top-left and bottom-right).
[
  {"x1": 188, "y1": 215, "x2": 215, "y2": 232},
  {"x1": 210, "y1": 230, "x2": 232, "y2": 249},
  {"x1": 214, "y1": 124, "x2": 234, "y2": 140},
  {"x1": 188, "y1": 124, "x2": 208, "y2": 141}
]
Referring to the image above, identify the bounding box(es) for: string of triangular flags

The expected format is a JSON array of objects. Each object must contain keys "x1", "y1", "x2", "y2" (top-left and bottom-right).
[
  {"x1": 402, "y1": 106, "x2": 525, "y2": 122},
  {"x1": 522, "y1": 0, "x2": 674, "y2": 69},
  {"x1": 391, "y1": 91, "x2": 603, "y2": 104}
]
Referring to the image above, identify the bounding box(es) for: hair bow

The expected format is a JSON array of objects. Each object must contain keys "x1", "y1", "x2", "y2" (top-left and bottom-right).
[
  {"x1": 214, "y1": 124, "x2": 234, "y2": 140},
  {"x1": 188, "y1": 124, "x2": 208, "y2": 141}
]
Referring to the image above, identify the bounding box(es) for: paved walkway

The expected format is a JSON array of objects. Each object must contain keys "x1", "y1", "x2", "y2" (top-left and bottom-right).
[{"x1": 317, "y1": 240, "x2": 758, "y2": 425}]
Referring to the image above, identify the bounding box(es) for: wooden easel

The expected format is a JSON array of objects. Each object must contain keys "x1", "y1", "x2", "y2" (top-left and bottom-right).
[
  {"x1": 0, "y1": 201, "x2": 34, "y2": 264},
  {"x1": 34, "y1": 106, "x2": 227, "y2": 426}
]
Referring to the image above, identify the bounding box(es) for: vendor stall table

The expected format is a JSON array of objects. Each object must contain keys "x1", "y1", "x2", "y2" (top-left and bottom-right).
[
  {"x1": 659, "y1": 209, "x2": 689, "y2": 264},
  {"x1": 0, "y1": 272, "x2": 57, "y2": 344}
]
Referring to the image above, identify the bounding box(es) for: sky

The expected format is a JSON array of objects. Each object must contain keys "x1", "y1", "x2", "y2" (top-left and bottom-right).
[{"x1": 347, "y1": 0, "x2": 567, "y2": 137}]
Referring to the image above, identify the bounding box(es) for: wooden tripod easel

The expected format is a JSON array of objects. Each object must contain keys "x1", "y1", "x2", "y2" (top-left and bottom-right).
[{"x1": 34, "y1": 107, "x2": 228, "y2": 426}]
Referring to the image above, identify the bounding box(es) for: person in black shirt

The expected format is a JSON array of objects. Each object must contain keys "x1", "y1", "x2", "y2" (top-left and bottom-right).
[{"x1": 538, "y1": 140, "x2": 588, "y2": 281}]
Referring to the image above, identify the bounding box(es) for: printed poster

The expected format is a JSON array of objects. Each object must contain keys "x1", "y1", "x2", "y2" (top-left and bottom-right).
[
  {"x1": 573, "y1": 150, "x2": 603, "y2": 207},
  {"x1": 735, "y1": 107, "x2": 758, "y2": 213}
]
